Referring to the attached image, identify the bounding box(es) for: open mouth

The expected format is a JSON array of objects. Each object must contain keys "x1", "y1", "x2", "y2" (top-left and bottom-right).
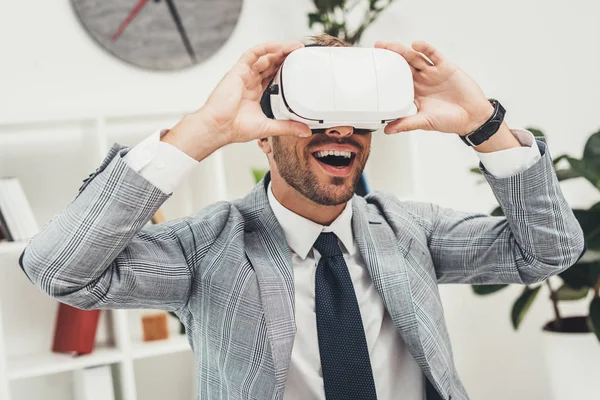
[{"x1": 312, "y1": 150, "x2": 355, "y2": 169}]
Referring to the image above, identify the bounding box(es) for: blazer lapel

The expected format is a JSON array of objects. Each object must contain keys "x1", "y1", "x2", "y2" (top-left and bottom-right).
[
  {"x1": 237, "y1": 177, "x2": 450, "y2": 399},
  {"x1": 352, "y1": 196, "x2": 449, "y2": 400},
  {"x1": 238, "y1": 175, "x2": 296, "y2": 394}
]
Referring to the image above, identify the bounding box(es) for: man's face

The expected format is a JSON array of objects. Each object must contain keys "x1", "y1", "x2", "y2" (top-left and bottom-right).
[{"x1": 270, "y1": 126, "x2": 371, "y2": 206}]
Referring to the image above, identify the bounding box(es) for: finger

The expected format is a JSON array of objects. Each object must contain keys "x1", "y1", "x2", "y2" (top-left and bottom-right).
[
  {"x1": 238, "y1": 41, "x2": 302, "y2": 69},
  {"x1": 238, "y1": 42, "x2": 282, "y2": 68},
  {"x1": 411, "y1": 40, "x2": 444, "y2": 65},
  {"x1": 231, "y1": 62, "x2": 262, "y2": 91},
  {"x1": 258, "y1": 61, "x2": 283, "y2": 93},
  {"x1": 240, "y1": 56, "x2": 282, "y2": 91},
  {"x1": 257, "y1": 56, "x2": 285, "y2": 93},
  {"x1": 263, "y1": 119, "x2": 311, "y2": 138},
  {"x1": 245, "y1": 44, "x2": 299, "y2": 91},
  {"x1": 384, "y1": 113, "x2": 432, "y2": 134},
  {"x1": 259, "y1": 57, "x2": 283, "y2": 79},
  {"x1": 375, "y1": 41, "x2": 417, "y2": 76},
  {"x1": 376, "y1": 41, "x2": 432, "y2": 71},
  {"x1": 261, "y1": 76, "x2": 273, "y2": 92},
  {"x1": 264, "y1": 42, "x2": 300, "y2": 71},
  {"x1": 252, "y1": 51, "x2": 285, "y2": 76},
  {"x1": 401, "y1": 48, "x2": 433, "y2": 70}
]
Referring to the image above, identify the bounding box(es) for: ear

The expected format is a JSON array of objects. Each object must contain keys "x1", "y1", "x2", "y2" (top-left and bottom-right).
[{"x1": 257, "y1": 137, "x2": 272, "y2": 154}]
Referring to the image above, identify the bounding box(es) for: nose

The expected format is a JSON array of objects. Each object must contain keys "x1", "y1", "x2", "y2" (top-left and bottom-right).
[{"x1": 324, "y1": 126, "x2": 353, "y2": 138}]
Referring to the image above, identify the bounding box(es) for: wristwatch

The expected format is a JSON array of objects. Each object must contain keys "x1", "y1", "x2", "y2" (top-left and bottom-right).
[{"x1": 460, "y1": 99, "x2": 506, "y2": 147}]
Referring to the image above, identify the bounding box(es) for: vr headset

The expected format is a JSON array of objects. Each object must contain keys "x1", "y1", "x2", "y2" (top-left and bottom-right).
[{"x1": 260, "y1": 44, "x2": 417, "y2": 133}]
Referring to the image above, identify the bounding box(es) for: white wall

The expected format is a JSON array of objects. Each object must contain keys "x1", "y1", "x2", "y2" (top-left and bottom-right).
[
  {"x1": 0, "y1": 0, "x2": 315, "y2": 123},
  {"x1": 1, "y1": 0, "x2": 599, "y2": 399},
  {"x1": 362, "y1": 1, "x2": 600, "y2": 399}
]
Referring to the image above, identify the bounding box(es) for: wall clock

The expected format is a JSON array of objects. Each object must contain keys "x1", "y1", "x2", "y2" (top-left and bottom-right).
[{"x1": 71, "y1": 0, "x2": 244, "y2": 71}]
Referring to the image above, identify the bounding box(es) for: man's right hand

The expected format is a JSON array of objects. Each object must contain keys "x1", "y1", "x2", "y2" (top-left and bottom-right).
[{"x1": 163, "y1": 41, "x2": 312, "y2": 162}]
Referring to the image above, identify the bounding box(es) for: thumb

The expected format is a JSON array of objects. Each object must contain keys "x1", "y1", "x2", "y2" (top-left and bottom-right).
[
  {"x1": 384, "y1": 113, "x2": 432, "y2": 134},
  {"x1": 264, "y1": 119, "x2": 312, "y2": 138}
]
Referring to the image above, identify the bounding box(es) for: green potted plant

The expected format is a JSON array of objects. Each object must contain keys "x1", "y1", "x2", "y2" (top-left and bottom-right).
[
  {"x1": 308, "y1": 0, "x2": 398, "y2": 45},
  {"x1": 469, "y1": 128, "x2": 600, "y2": 400}
]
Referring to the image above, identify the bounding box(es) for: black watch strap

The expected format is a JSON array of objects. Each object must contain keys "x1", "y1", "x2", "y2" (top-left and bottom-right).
[{"x1": 460, "y1": 99, "x2": 506, "y2": 147}]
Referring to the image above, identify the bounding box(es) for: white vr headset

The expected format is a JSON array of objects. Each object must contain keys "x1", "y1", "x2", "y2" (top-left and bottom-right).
[{"x1": 260, "y1": 44, "x2": 417, "y2": 133}]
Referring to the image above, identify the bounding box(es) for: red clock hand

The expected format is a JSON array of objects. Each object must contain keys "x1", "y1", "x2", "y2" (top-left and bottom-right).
[{"x1": 112, "y1": 0, "x2": 150, "y2": 42}]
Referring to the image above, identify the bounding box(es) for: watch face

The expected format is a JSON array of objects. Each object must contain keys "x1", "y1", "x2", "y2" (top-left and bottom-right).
[{"x1": 71, "y1": 0, "x2": 243, "y2": 71}]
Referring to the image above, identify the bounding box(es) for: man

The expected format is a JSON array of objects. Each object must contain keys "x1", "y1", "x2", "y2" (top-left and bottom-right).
[{"x1": 20, "y1": 34, "x2": 584, "y2": 400}]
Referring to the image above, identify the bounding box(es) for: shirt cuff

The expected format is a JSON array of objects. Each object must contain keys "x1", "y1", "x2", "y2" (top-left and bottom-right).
[
  {"x1": 122, "y1": 129, "x2": 199, "y2": 195},
  {"x1": 475, "y1": 128, "x2": 541, "y2": 178}
]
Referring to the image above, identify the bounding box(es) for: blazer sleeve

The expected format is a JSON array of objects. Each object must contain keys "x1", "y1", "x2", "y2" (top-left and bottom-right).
[
  {"x1": 19, "y1": 143, "x2": 230, "y2": 311},
  {"x1": 402, "y1": 137, "x2": 586, "y2": 285}
]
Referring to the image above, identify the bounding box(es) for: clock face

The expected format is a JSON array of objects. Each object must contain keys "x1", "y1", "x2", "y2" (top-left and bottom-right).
[{"x1": 71, "y1": 0, "x2": 243, "y2": 71}]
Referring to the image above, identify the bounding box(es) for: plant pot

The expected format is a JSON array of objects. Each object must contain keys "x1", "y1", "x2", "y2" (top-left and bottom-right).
[{"x1": 541, "y1": 317, "x2": 600, "y2": 400}]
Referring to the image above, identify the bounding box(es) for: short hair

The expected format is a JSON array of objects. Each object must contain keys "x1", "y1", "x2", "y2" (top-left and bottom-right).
[{"x1": 303, "y1": 33, "x2": 352, "y2": 47}]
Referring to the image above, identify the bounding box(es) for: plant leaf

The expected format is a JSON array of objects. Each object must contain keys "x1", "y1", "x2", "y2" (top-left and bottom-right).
[
  {"x1": 552, "y1": 154, "x2": 568, "y2": 166},
  {"x1": 325, "y1": 24, "x2": 342, "y2": 38},
  {"x1": 308, "y1": 12, "x2": 323, "y2": 27},
  {"x1": 469, "y1": 166, "x2": 483, "y2": 175},
  {"x1": 559, "y1": 263, "x2": 593, "y2": 289},
  {"x1": 325, "y1": 21, "x2": 346, "y2": 38},
  {"x1": 525, "y1": 127, "x2": 545, "y2": 138},
  {"x1": 555, "y1": 168, "x2": 581, "y2": 181},
  {"x1": 572, "y1": 209, "x2": 600, "y2": 252},
  {"x1": 472, "y1": 284, "x2": 508, "y2": 295},
  {"x1": 582, "y1": 129, "x2": 600, "y2": 172},
  {"x1": 584, "y1": 205, "x2": 600, "y2": 251},
  {"x1": 559, "y1": 262, "x2": 600, "y2": 289},
  {"x1": 588, "y1": 225, "x2": 600, "y2": 252},
  {"x1": 491, "y1": 206, "x2": 504, "y2": 217},
  {"x1": 251, "y1": 168, "x2": 268, "y2": 184},
  {"x1": 572, "y1": 209, "x2": 600, "y2": 237},
  {"x1": 567, "y1": 157, "x2": 600, "y2": 191},
  {"x1": 511, "y1": 286, "x2": 541, "y2": 329},
  {"x1": 555, "y1": 284, "x2": 589, "y2": 301},
  {"x1": 588, "y1": 297, "x2": 600, "y2": 342},
  {"x1": 313, "y1": 0, "x2": 345, "y2": 12}
]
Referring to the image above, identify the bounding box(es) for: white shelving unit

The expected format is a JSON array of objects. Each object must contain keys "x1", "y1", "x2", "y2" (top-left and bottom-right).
[{"x1": 0, "y1": 111, "x2": 418, "y2": 400}]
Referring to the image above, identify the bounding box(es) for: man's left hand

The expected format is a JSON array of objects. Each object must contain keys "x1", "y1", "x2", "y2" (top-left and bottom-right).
[{"x1": 375, "y1": 40, "x2": 496, "y2": 137}]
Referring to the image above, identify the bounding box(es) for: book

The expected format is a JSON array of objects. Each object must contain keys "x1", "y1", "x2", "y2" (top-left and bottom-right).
[
  {"x1": 73, "y1": 365, "x2": 116, "y2": 400},
  {"x1": 0, "y1": 178, "x2": 23, "y2": 241},
  {"x1": 0, "y1": 208, "x2": 13, "y2": 242},
  {"x1": 9, "y1": 178, "x2": 39, "y2": 238},
  {"x1": 141, "y1": 312, "x2": 169, "y2": 342},
  {"x1": 0, "y1": 177, "x2": 39, "y2": 241}
]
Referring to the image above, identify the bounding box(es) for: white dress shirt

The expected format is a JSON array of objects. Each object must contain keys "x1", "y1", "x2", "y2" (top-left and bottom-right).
[
  {"x1": 122, "y1": 127, "x2": 541, "y2": 399},
  {"x1": 123, "y1": 128, "x2": 540, "y2": 195},
  {"x1": 267, "y1": 183, "x2": 425, "y2": 400}
]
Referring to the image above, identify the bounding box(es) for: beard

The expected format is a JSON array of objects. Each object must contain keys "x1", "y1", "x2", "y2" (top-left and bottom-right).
[{"x1": 271, "y1": 135, "x2": 370, "y2": 206}]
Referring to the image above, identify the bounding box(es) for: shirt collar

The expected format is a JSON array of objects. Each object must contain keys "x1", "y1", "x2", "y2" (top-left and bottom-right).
[{"x1": 267, "y1": 182, "x2": 355, "y2": 259}]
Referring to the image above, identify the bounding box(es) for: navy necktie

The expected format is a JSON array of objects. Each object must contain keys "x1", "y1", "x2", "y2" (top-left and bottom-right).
[{"x1": 313, "y1": 232, "x2": 378, "y2": 400}]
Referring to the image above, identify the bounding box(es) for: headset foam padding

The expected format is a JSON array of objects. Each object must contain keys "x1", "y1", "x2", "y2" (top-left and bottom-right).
[{"x1": 260, "y1": 78, "x2": 275, "y2": 119}]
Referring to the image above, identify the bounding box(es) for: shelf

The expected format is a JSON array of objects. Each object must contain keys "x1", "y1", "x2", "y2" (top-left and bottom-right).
[
  {"x1": 131, "y1": 334, "x2": 191, "y2": 360},
  {"x1": 0, "y1": 112, "x2": 208, "y2": 399},
  {"x1": 7, "y1": 345, "x2": 122, "y2": 381},
  {"x1": 0, "y1": 241, "x2": 27, "y2": 257}
]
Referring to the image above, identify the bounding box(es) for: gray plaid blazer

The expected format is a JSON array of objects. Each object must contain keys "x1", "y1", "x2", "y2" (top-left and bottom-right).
[{"x1": 20, "y1": 137, "x2": 584, "y2": 400}]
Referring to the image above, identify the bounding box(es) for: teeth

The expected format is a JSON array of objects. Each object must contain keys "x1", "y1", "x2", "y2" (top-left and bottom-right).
[{"x1": 315, "y1": 150, "x2": 353, "y2": 158}]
